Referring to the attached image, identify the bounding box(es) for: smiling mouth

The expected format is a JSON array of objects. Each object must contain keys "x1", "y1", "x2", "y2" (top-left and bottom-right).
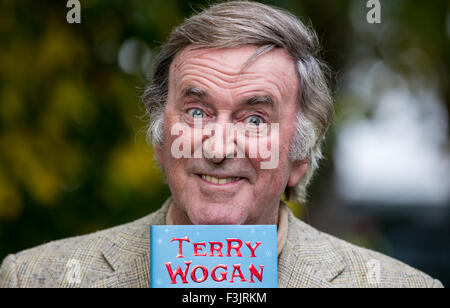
[{"x1": 197, "y1": 174, "x2": 243, "y2": 185}]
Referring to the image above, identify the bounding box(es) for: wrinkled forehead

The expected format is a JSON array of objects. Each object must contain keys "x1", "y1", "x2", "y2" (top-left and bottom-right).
[{"x1": 168, "y1": 45, "x2": 299, "y2": 100}]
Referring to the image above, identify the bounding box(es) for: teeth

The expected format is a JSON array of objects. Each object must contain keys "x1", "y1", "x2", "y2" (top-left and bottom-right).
[{"x1": 201, "y1": 175, "x2": 239, "y2": 184}]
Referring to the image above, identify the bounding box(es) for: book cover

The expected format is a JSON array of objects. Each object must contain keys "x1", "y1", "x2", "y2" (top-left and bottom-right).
[{"x1": 150, "y1": 225, "x2": 277, "y2": 288}]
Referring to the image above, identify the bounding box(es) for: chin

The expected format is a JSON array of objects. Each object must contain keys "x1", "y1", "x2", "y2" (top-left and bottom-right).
[{"x1": 187, "y1": 205, "x2": 248, "y2": 225}]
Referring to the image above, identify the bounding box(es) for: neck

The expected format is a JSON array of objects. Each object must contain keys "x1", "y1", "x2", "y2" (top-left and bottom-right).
[{"x1": 167, "y1": 200, "x2": 280, "y2": 225}]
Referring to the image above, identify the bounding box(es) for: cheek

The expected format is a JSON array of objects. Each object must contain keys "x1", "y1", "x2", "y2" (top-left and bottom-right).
[
  {"x1": 242, "y1": 124, "x2": 290, "y2": 171},
  {"x1": 160, "y1": 118, "x2": 189, "y2": 177},
  {"x1": 248, "y1": 128, "x2": 292, "y2": 194},
  {"x1": 250, "y1": 152, "x2": 291, "y2": 196},
  {"x1": 234, "y1": 124, "x2": 281, "y2": 164}
]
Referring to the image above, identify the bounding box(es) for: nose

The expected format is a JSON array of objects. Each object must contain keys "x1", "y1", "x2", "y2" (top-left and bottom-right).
[{"x1": 202, "y1": 122, "x2": 236, "y2": 164}]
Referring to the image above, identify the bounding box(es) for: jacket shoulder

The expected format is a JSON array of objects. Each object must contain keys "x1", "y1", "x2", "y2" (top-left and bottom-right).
[
  {"x1": 0, "y1": 229, "x2": 109, "y2": 288},
  {"x1": 288, "y1": 215, "x2": 443, "y2": 288},
  {"x1": 0, "y1": 206, "x2": 166, "y2": 288}
]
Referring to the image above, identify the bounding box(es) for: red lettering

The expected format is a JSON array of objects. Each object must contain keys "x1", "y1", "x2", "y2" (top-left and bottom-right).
[
  {"x1": 248, "y1": 264, "x2": 264, "y2": 283},
  {"x1": 211, "y1": 264, "x2": 228, "y2": 282},
  {"x1": 191, "y1": 265, "x2": 208, "y2": 283},
  {"x1": 170, "y1": 236, "x2": 190, "y2": 258},
  {"x1": 229, "y1": 264, "x2": 247, "y2": 283},
  {"x1": 193, "y1": 242, "x2": 208, "y2": 256},
  {"x1": 164, "y1": 261, "x2": 192, "y2": 284},
  {"x1": 245, "y1": 241, "x2": 262, "y2": 257},
  {"x1": 209, "y1": 241, "x2": 224, "y2": 257},
  {"x1": 226, "y1": 238, "x2": 243, "y2": 257}
]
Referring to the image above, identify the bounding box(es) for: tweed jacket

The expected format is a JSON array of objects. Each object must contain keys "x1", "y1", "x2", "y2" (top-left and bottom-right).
[{"x1": 0, "y1": 198, "x2": 443, "y2": 288}]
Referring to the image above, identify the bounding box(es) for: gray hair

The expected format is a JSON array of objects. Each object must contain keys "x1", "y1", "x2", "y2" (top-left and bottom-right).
[{"x1": 142, "y1": 1, "x2": 333, "y2": 203}]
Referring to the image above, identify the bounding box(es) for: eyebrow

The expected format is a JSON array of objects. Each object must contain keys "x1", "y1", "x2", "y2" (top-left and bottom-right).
[
  {"x1": 242, "y1": 95, "x2": 275, "y2": 107},
  {"x1": 181, "y1": 85, "x2": 275, "y2": 108},
  {"x1": 181, "y1": 86, "x2": 210, "y2": 99}
]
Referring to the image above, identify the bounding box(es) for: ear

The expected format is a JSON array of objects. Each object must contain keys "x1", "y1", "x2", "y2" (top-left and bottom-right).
[
  {"x1": 287, "y1": 158, "x2": 309, "y2": 187},
  {"x1": 154, "y1": 143, "x2": 164, "y2": 168}
]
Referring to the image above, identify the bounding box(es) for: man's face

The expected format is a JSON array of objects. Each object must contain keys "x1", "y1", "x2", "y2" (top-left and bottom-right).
[{"x1": 155, "y1": 45, "x2": 307, "y2": 225}]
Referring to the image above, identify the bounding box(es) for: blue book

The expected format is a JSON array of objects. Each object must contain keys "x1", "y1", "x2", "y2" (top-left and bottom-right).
[{"x1": 150, "y1": 225, "x2": 277, "y2": 288}]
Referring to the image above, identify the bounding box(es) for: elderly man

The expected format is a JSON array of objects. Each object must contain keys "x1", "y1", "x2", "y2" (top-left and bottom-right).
[{"x1": 0, "y1": 1, "x2": 443, "y2": 288}]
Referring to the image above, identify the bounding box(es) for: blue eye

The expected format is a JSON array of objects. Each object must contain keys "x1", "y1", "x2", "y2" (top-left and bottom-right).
[
  {"x1": 188, "y1": 108, "x2": 205, "y2": 118},
  {"x1": 245, "y1": 115, "x2": 263, "y2": 126}
]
